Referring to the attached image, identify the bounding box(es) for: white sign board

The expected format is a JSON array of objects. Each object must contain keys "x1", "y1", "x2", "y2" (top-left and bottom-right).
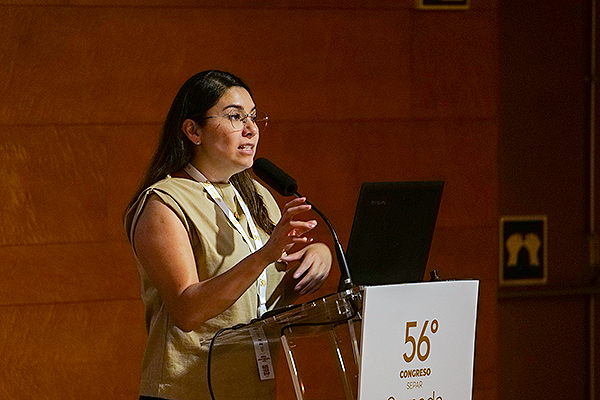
[{"x1": 359, "y1": 280, "x2": 479, "y2": 400}]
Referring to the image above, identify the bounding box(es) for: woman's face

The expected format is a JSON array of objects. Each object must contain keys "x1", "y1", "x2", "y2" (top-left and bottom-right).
[{"x1": 192, "y1": 86, "x2": 259, "y2": 182}]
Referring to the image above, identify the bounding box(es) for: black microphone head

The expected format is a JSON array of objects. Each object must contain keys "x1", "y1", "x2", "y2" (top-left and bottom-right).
[{"x1": 252, "y1": 158, "x2": 298, "y2": 196}]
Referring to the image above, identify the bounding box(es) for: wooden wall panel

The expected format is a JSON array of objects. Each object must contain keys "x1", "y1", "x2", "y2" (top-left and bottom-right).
[
  {"x1": 499, "y1": 298, "x2": 587, "y2": 400},
  {"x1": 106, "y1": 125, "x2": 160, "y2": 241},
  {"x1": 0, "y1": 242, "x2": 139, "y2": 305},
  {"x1": 498, "y1": 1, "x2": 596, "y2": 399},
  {"x1": 411, "y1": 10, "x2": 497, "y2": 118},
  {"x1": 0, "y1": 6, "x2": 412, "y2": 125},
  {"x1": 0, "y1": 124, "x2": 159, "y2": 245},
  {"x1": 0, "y1": 0, "x2": 412, "y2": 7},
  {"x1": 0, "y1": 126, "x2": 108, "y2": 246},
  {"x1": 0, "y1": 300, "x2": 146, "y2": 399},
  {"x1": 429, "y1": 226, "x2": 497, "y2": 282},
  {"x1": 354, "y1": 120, "x2": 498, "y2": 226},
  {"x1": 499, "y1": 0, "x2": 589, "y2": 285},
  {"x1": 0, "y1": 0, "x2": 498, "y2": 9},
  {"x1": 258, "y1": 119, "x2": 497, "y2": 232}
]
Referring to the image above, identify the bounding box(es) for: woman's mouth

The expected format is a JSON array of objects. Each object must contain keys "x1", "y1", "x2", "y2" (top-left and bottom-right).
[{"x1": 238, "y1": 144, "x2": 255, "y2": 154}]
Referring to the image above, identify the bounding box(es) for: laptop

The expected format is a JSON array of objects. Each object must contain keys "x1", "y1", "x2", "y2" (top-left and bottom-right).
[{"x1": 343, "y1": 181, "x2": 444, "y2": 287}]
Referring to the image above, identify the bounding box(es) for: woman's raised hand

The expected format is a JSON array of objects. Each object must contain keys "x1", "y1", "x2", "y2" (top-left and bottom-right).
[{"x1": 260, "y1": 197, "x2": 317, "y2": 263}]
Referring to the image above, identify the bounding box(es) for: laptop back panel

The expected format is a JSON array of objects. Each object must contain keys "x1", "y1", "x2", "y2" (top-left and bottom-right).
[{"x1": 345, "y1": 181, "x2": 444, "y2": 286}]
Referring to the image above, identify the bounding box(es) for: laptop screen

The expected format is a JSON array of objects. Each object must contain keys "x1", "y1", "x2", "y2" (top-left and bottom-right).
[{"x1": 344, "y1": 181, "x2": 444, "y2": 286}]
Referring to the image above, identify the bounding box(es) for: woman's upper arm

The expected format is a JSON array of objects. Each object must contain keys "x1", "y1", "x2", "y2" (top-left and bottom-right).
[{"x1": 132, "y1": 195, "x2": 199, "y2": 317}]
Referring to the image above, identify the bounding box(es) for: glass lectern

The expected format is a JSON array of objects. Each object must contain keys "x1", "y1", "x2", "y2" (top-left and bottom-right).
[{"x1": 208, "y1": 287, "x2": 363, "y2": 400}]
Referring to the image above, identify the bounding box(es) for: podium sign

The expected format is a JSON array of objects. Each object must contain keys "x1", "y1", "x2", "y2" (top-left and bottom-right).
[{"x1": 359, "y1": 280, "x2": 479, "y2": 400}]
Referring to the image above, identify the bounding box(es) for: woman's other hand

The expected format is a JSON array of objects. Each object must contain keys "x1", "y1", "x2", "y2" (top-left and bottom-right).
[{"x1": 280, "y1": 242, "x2": 332, "y2": 295}]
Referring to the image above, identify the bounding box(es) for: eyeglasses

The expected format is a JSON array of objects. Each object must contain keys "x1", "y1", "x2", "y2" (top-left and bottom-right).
[{"x1": 201, "y1": 110, "x2": 269, "y2": 131}]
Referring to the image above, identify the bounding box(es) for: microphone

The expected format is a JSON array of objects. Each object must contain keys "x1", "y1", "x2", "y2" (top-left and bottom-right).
[
  {"x1": 252, "y1": 157, "x2": 354, "y2": 290},
  {"x1": 252, "y1": 158, "x2": 298, "y2": 196}
]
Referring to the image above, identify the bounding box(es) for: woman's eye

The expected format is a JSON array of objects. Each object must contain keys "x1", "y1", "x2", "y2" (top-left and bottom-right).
[{"x1": 228, "y1": 112, "x2": 243, "y2": 121}]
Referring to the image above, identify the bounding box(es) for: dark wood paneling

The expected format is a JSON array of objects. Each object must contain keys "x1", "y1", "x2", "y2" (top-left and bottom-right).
[
  {"x1": 499, "y1": 298, "x2": 587, "y2": 400},
  {"x1": 0, "y1": 124, "x2": 159, "y2": 246},
  {"x1": 498, "y1": 1, "x2": 596, "y2": 400},
  {"x1": 0, "y1": 300, "x2": 146, "y2": 399},
  {"x1": 0, "y1": 0, "x2": 498, "y2": 9},
  {"x1": 499, "y1": 0, "x2": 589, "y2": 285},
  {"x1": 106, "y1": 125, "x2": 160, "y2": 241},
  {"x1": 258, "y1": 119, "x2": 497, "y2": 232},
  {"x1": 0, "y1": 6, "x2": 412, "y2": 125},
  {"x1": 0, "y1": 0, "x2": 413, "y2": 7},
  {"x1": 0, "y1": 242, "x2": 139, "y2": 305},
  {"x1": 0, "y1": 126, "x2": 108, "y2": 246},
  {"x1": 411, "y1": 10, "x2": 498, "y2": 118}
]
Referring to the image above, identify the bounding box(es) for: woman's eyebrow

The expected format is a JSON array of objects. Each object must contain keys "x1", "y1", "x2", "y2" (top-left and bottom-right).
[{"x1": 223, "y1": 104, "x2": 257, "y2": 112}]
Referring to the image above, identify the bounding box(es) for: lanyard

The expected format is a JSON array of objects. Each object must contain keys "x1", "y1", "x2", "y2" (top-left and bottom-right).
[{"x1": 183, "y1": 164, "x2": 268, "y2": 317}]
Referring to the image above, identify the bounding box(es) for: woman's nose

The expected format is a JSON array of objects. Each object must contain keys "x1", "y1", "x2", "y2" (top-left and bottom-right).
[{"x1": 242, "y1": 121, "x2": 259, "y2": 137}]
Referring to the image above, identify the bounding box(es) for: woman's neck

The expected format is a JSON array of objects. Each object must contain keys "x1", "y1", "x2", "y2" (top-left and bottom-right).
[{"x1": 187, "y1": 161, "x2": 232, "y2": 184}]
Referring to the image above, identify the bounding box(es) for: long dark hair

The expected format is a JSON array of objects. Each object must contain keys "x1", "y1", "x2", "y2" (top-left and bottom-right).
[{"x1": 125, "y1": 70, "x2": 275, "y2": 234}]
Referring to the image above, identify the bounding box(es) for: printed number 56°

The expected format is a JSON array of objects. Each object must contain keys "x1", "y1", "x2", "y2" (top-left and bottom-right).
[{"x1": 403, "y1": 320, "x2": 438, "y2": 363}]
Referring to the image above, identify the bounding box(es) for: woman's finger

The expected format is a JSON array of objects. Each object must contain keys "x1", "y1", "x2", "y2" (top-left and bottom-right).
[
  {"x1": 278, "y1": 203, "x2": 312, "y2": 225},
  {"x1": 286, "y1": 220, "x2": 317, "y2": 237}
]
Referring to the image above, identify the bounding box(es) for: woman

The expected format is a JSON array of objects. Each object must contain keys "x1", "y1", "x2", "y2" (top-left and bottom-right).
[{"x1": 124, "y1": 70, "x2": 332, "y2": 400}]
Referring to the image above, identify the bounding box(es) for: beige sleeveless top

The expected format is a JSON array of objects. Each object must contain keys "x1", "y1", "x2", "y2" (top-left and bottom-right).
[{"x1": 125, "y1": 176, "x2": 290, "y2": 400}]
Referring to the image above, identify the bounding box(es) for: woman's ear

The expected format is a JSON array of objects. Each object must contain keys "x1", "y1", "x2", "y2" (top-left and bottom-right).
[{"x1": 182, "y1": 119, "x2": 201, "y2": 145}]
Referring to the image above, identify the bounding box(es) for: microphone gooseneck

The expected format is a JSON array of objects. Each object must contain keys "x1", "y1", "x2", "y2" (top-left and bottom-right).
[{"x1": 252, "y1": 158, "x2": 354, "y2": 290}]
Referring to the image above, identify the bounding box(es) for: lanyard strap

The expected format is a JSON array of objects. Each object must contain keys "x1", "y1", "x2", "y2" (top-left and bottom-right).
[{"x1": 183, "y1": 164, "x2": 268, "y2": 317}]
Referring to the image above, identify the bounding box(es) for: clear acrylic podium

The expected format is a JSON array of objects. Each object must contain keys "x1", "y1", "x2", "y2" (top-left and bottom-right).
[
  {"x1": 208, "y1": 280, "x2": 478, "y2": 400},
  {"x1": 208, "y1": 287, "x2": 363, "y2": 400}
]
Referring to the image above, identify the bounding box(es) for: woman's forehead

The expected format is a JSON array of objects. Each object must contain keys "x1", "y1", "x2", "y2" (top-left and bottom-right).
[{"x1": 214, "y1": 87, "x2": 255, "y2": 112}]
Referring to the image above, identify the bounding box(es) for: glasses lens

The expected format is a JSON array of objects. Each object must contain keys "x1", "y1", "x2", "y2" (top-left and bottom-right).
[
  {"x1": 227, "y1": 112, "x2": 269, "y2": 131},
  {"x1": 252, "y1": 112, "x2": 268, "y2": 130},
  {"x1": 228, "y1": 111, "x2": 268, "y2": 131},
  {"x1": 227, "y1": 112, "x2": 245, "y2": 131}
]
